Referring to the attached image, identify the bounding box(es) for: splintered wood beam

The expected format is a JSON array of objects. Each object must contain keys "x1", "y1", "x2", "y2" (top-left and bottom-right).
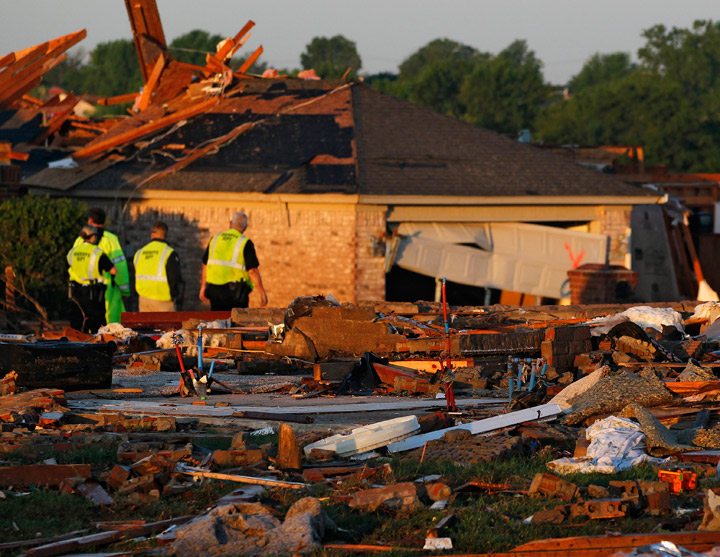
[
  {"x1": 235, "y1": 45, "x2": 263, "y2": 76},
  {"x1": 73, "y1": 97, "x2": 218, "y2": 160},
  {"x1": 213, "y1": 20, "x2": 254, "y2": 62},
  {"x1": 0, "y1": 43, "x2": 47, "y2": 86},
  {"x1": 0, "y1": 76, "x2": 42, "y2": 109},
  {"x1": 34, "y1": 96, "x2": 81, "y2": 144},
  {"x1": 0, "y1": 52, "x2": 15, "y2": 70},
  {"x1": 137, "y1": 53, "x2": 165, "y2": 111},
  {"x1": 21, "y1": 94, "x2": 44, "y2": 106},
  {"x1": 0, "y1": 29, "x2": 86, "y2": 101},
  {"x1": 0, "y1": 54, "x2": 67, "y2": 108},
  {"x1": 97, "y1": 92, "x2": 139, "y2": 106},
  {"x1": 124, "y1": 0, "x2": 166, "y2": 82}
]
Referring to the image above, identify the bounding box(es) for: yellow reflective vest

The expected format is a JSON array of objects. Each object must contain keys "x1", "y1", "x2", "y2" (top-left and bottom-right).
[
  {"x1": 206, "y1": 229, "x2": 253, "y2": 287},
  {"x1": 73, "y1": 229, "x2": 130, "y2": 295},
  {"x1": 67, "y1": 242, "x2": 104, "y2": 285},
  {"x1": 134, "y1": 240, "x2": 174, "y2": 301}
]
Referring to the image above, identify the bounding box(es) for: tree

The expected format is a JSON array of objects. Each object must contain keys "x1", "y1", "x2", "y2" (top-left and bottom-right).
[
  {"x1": 168, "y1": 29, "x2": 225, "y2": 66},
  {"x1": 568, "y1": 52, "x2": 635, "y2": 93},
  {"x1": 37, "y1": 48, "x2": 87, "y2": 94},
  {"x1": 0, "y1": 196, "x2": 86, "y2": 319},
  {"x1": 300, "y1": 35, "x2": 362, "y2": 79},
  {"x1": 460, "y1": 40, "x2": 550, "y2": 134},
  {"x1": 62, "y1": 39, "x2": 144, "y2": 98},
  {"x1": 535, "y1": 20, "x2": 720, "y2": 171},
  {"x1": 398, "y1": 38, "x2": 482, "y2": 80}
]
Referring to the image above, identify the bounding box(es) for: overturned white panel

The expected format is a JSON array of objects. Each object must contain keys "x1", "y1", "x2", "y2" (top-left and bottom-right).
[
  {"x1": 398, "y1": 222, "x2": 607, "y2": 263},
  {"x1": 398, "y1": 222, "x2": 492, "y2": 250},
  {"x1": 395, "y1": 222, "x2": 609, "y2": 299}
]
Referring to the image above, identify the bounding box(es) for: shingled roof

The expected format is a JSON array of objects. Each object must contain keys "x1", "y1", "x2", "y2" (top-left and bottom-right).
[{"x1": 26, "y1": 80, "x2": 652, "y2": 200}]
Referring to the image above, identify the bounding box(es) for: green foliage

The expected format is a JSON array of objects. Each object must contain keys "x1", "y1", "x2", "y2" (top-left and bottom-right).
[
  {"x1": 372, "y1": 38, "x2": 547, "y2": 134},
  {"x1": 64, "y1": 39, "x2": 143, "y2": 98},
  {"x1": 168, "y1": 29, "x2": 225, "y2": 66},
  {"x1": 460, "y1": 40, "x2": 550, "y2": 133},
  {"x1": 398, "y1": 38, "x2": 482, "y2": 80},
  {"x1": 300, "y1": 35, "x2": 362, "y2": 79},
  {"x1": 568, "y1": 52, "x2": 636, "y2": 93},
  {"x1": 535, "y1": 19, "x2": 720, "y2": 171},
  {"x1": 0, "y1": 195, "x2": 86, "y2": 318}
]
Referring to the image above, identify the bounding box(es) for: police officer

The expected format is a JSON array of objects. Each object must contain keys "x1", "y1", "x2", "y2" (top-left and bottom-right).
[
  {"x1": 67, "y1": 225, "x2": 117, "y2": 333},
  {"x1": 199, "y1": 211, "x2": 267, "y2": 310},
  {"x1": 73, "y1": 208, "x2": 130, "y2": 323},
  {"x1": 134, "y1": 221, "x2": 184, "y2": 312}
]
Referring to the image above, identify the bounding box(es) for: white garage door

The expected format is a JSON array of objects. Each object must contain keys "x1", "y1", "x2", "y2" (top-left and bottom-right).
[{"x1": 394, "y1": 222, "x2": 609, "y2": 299}]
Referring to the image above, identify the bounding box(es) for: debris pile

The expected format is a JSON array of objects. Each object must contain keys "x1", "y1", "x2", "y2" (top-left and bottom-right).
[{"x1": 5, "y1": 299, "x2": 720, "y2": 554}]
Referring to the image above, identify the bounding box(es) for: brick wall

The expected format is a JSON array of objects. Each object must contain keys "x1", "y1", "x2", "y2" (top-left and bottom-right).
[
  {"x1": 88, "y1": 199, "x2": 386, "y2": 310},
  {"x1": 354, "y1": 208, "x2": 386, "y2": 302},
  {"x1": 600, "y1": 207, "x2": 632, "y2": 265}
]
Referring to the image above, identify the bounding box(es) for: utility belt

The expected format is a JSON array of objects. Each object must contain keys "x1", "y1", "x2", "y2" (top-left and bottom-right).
[{"x1": 69, "y1": 281, "x2": 106, "y2": 302}]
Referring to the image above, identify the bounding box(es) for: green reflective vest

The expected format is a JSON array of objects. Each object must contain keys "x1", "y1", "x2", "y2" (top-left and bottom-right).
[
  {"x1": 134, "y1": 240, "x2": 174, "y2": 301},
  {"x1": 206, "y1": 229, "x2": 253, "y2": 287},
  {"x1": 67, "y1": 242, "x2": 104, "y2": 285}
]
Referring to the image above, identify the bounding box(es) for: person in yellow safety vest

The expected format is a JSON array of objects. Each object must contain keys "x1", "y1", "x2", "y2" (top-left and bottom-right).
[
  {"x1": 134, "y1": 221, "x2": 185, "y2": 312},
  {"x1": 199, "y1": 211, "x2": 268, "y2": 310},
  {"x1": 73, "y1": 208, "x2": 130, "y2": 323},
  {"x1": 67, "y1": 225, "x2": 117, "y2": 334}
]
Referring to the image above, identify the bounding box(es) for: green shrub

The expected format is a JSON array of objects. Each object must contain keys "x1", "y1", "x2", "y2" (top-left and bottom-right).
[{"x1": 0, "y1": 195, "x2": 86, "y2": 319}]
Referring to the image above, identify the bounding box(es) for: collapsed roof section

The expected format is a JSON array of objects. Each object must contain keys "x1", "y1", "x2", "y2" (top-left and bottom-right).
[{"x1": 0, "y1": 1, "x2": 656, "y2": 205}]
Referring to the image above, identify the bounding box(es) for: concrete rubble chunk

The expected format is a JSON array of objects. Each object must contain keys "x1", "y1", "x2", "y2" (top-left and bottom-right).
[
  {"x1": 171, "y1": 498, "x2": 335, "y2": 556},
  {"x1": 348, "y1": 482, "x2": 421, "y2": 511}
]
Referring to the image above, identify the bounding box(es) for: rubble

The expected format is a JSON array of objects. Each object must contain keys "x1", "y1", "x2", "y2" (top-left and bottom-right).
[{"x1": 6, "y1": 294, "x2": 720, "y2": 554}]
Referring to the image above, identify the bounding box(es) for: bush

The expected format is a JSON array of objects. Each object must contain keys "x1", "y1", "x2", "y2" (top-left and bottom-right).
[{"x1": 0, "y1": 195, "x2": 86, "y2": 319}]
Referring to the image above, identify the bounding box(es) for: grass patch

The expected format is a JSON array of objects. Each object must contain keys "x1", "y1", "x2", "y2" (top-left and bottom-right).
[
  {"x1": 0, "y1": 480, "x2": 238, "y2": 546},
  {"x1": 319, "y1": 456, "x2": 688, "y2": 554},
  {"x1": 2, "y1": 445, "x2": 117, "y2": 468}
]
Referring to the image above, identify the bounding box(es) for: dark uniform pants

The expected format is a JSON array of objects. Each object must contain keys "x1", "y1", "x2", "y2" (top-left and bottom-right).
[
  {"x1": 206, "y1": 281, "x2": 251, "y2": 311},
  {"x1": 69, "y1": 282, "x2": 107, "y2": 333}
]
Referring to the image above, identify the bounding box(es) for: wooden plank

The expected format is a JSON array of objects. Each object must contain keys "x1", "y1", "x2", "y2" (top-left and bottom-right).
[
  {"x1": 178, "y1": 467, "x2": 308, "y2": 489},
  {"x1": 0, "y1": 30, "x2": 86, "y2": 97},
  {"x1": 0, "y1": 464, "x2": 91, "y2": 488},
  {"x1": 506, "y1": 530, "x2": 720, "y2": 556},
  {"x1": 73, "y1": 97, "x2": 218, "y2": 160},
  {"x1": 235, "y1": 45, "x2": 263, "y2": 75},
  {"x1": 671, "y1": 223, "x2": 696, "y2": 296},
  {"x1": 0, "y1": 531, "x2": 90, "y2": 552},
  {"x1": 34, "y1": 95, "x2": 81, "y2": 144},
  {"x1": 137, "y1": 53, "x2": 165, "y2": 111},
  {"x1": 121, "y1": 310, "x2": 231, "y2": 329},
  {"x1": 124, "y1": 0, "x2": 166, "y2": 82},
  {"x1": 0, "y1": 43, "x2": 47, "y2": 86},
  {"x1": 665, "y1": 381, "x2": 720, "y2": 395},
  {"x1": 213, "y1": 20, "x2": 254, "y2": 62},
  {"x1": 97, "y1": 92, "x2": 138, "y2": 106},
  {"x1": 0, "y1": 76, "x2": 42, "y2": 109},
  {"x1": 24, "y1": 516, "x2": 192, "y2": 557},
  {"x1": 0, "y1": 52, "x2": 15, "y2": 70},
  {"x1": 277, "y1": 422, "x2": 302, "y2": 470}
]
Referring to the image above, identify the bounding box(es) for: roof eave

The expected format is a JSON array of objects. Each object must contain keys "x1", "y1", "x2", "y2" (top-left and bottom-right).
[{"x1": 358, "y1": 194, "x2": 666, "y2": 206}]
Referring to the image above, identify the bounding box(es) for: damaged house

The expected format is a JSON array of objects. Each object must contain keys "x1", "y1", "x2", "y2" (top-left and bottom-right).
[
  {"x1": 22, "y1": 80, "x2": 666, "y2": 308},
  {"x1": 2, "y1": 5, "x2": 666, "y2": 309}
]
